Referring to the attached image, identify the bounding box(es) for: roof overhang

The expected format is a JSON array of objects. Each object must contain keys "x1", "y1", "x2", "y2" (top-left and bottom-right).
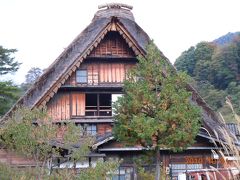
[{"x1": 98, "y1": 146, "x2": 222, "y2": 152}]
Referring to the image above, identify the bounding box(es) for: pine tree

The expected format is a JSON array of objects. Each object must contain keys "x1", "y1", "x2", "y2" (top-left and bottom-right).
[
  {"x1": 0, "y1": 46, "x2": 21, "y2": 117},
  {"x1": 0, "y1": 46, "x2": 20, "y2": 75},
  {"x1": 113, "y1": 42, "x2": 201, "y2": 179},
  {"x1": 0, "y1": 81, "x2": 20, "y2": 116}
]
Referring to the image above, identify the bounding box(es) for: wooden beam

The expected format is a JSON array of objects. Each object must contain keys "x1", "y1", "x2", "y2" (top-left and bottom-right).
[
  {"x1": 49, "y1": 92, "x2": 55, "y2": 98},
  {"x1": 57, "y1": 83, "x2": 61, "y2": 88},
  {"x1": 61, "y1": 79, "x2": 65, "y2": 85},
  {"x1": 65, "y1": 74, "x2": 69, "y2": 80},
  {"x1": 68, "y1": 70, "x2": 73, "y2": 76},
  {"x1": 53, "y1": 87, "x2": 58, "y2": 93},
  {"x1": 116, "y1": 23, "x2": 145, "y2": 57},
  {"x1": 72, "y1": 66, "x2": 77, "y2": 72},
  {"x1": 87, "y1": 50, "x2": 91, "y2": 55},
  {"x1": 45, "y1": 96, "x2": 51, "y2": 102}
]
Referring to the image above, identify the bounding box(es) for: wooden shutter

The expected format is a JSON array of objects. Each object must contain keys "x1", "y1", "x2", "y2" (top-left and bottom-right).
[
  {"x1": 71, "y1": 93, "x2": 85, "y2": 116},
  {"x1": 100, "y1": 63, "x2": 126, "y2": 83},
  {"x1": 100, "y1": 64, "x2": 108, "y2": 82}
]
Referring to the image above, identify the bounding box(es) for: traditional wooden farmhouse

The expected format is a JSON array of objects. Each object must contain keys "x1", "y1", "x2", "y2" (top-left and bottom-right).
[{"x1": 1, "y1": 3, "x2": 235, "y2": 179}]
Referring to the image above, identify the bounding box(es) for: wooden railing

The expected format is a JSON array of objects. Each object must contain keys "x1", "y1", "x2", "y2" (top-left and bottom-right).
[{"x1": 85, "y1": 106, "x2": 112, "y2": 116}]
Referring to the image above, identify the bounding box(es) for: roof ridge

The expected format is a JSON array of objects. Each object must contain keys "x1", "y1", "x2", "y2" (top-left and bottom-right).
[{"x1": 98, "y1": 3, "x2": 133, "y2": 10}]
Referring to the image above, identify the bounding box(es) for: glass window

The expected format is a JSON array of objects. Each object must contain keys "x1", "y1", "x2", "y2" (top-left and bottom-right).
[
  {"x1": 76, "y1": 70, "x2": 87, "y2": 83},
  {"x1": 86, "y1": 124, "x2": 97, "y2": 136},
  {"x1": 170, "y1": 163, "x2": 203, "y2": 177},
  {"x1": 111, "y1": 167, "x2": 134, "y2": 180}
]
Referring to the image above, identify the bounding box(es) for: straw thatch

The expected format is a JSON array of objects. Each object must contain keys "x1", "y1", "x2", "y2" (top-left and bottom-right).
[{"x1": 1, "y1": 4, "x2": 228, "y2": 142}]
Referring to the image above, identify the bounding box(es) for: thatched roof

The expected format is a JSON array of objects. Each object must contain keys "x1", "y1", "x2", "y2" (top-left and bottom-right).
[
  {"x1": 1, "y1": 3, "x2": 228, "y2": 141},
  {"x1": 1, "y1": 4, "x2": 149, "y2": 123}
]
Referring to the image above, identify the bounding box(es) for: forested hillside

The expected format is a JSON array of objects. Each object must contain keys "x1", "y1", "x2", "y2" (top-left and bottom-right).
[{"x1": 174, "y1": 32, "x2": 240, "y2": 122}]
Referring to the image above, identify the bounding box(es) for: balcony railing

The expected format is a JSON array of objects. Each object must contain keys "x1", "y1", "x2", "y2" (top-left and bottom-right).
[{"x1": 85, "y1": 106, "x2": 112, "y2": 116}]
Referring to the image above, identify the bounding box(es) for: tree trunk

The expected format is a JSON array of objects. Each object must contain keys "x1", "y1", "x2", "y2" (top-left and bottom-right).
[{"x1": 155, "y1": 146, "x2": 161, "y2": 180}]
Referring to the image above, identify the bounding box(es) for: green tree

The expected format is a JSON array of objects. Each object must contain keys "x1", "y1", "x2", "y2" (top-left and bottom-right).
[
  {"x1": 113, "y1": 42, "x2": 201, "y2": 179},
  {"x1": 0, "y1": 46, "x2": 21, "y2": 75},
  {"x1": 0, "y1": 107, "x2": 118, "y2": 179},
  {"x1": 226, "y1": 82, "x2": 240, "y2": 114},
  {"x1": 0, "y1": 45, "x2": 21, "y2": 117},
  {"x1": 21, "y1": 67, "x2": 43, "y2": 92},
  {"x1": 194, "y1": 80, "x2": 227, "y2": 111},
  {"x1": 174, "y1": 46, "x2": 195, "y2": 76},
  {"x1": 0, "y1": 81, "x2": 21, "y2": 116},
  {"x1": 174, "y1": 42, "x2": 215, "y2": 81},
  {"x1": 191, "y1": 42, "x2": 215, "y2": 81},
  {"x1": 210, "y1": 44, "x2": 239, "y2": 89},
  {"x1": 174, "y1": 35, "x2": 240, "y2": 119}
]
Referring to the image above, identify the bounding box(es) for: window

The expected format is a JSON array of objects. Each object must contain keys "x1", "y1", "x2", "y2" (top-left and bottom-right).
[
  {"x1": 85, "y1": 94, "x2": 112, "y2": 116},
  {"x1": 76, "y1": 70, "x2": 87, "y2": 83},
  {"x1": 111, "y1": 167, "x2": 134, "y2": 180},
  {"x1": 77, "y1": 124, "x2": 97, "y2": 136},
  {"x1": 86, "y1": 124, "x2": 97, "y2": 136},
  {"x1": 170, "y1": 163, "x2": 203, "y2": 177}
]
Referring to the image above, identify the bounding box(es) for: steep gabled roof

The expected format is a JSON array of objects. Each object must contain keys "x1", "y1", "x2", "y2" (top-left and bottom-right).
[
  {"x1": 1, "y1": 5, "x2": 150, "y2": 123},
  {"x1": 1, "y1": 4, "x2": 228, "y2": 142}
]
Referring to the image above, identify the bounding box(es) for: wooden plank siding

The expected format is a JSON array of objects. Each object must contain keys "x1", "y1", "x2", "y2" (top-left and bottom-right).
[
  {"x1": 55, "y1": 123, "x2": 112, "y2": 140},
  {"x1": 47, "y1": 92, "x2": 70, "y2": 121},
  {"x1": 87, "y1": 64, "x2": 99, "y2": 85},
  {"x1": 71, "y1": 93, "x2": 85, "y2": 117},
  {"x1": 99, "y1": 63, "x2": 125, "y2": 83},
  {"x1": 64, "y1": 63, "x2": 135, "y2": 86},
  {"x1": 97, "y1": 123, "x2": 112, "y2": 136}
]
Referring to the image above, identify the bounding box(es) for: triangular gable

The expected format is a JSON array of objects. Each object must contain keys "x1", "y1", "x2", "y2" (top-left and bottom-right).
[
  {"x1": 62, "y1": 31, "x2": 137, "y2": 87},
  {"x1": 36, "y1": 19, "x2": 145, "y2": 109},
  {"x1": 1, "y1": 17, "x2": 149, "y2": 124}
]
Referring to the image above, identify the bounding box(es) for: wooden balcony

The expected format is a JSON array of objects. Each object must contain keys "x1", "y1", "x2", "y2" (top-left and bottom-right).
[{"x1": 52, "y1": 117, "x2": 114, "y2": 124}]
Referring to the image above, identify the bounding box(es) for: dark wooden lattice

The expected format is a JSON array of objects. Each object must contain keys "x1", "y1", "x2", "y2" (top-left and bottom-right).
[{"x1": 89, "y1": 32, "x2": 135, "y2": 57}]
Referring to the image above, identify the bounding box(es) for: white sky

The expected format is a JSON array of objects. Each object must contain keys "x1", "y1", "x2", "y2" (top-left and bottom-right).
[{"x1": 1, "y1": 0, "x2": 240, "y2": 84}]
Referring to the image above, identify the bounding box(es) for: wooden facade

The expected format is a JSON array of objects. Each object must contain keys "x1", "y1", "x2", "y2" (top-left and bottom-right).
[
  {"x1": 1, "y1": 3, "x2": 235, "y2": 179},
  {"x1": 47, "y1": 92, "x2": 71, "y2": 121},
  {"x1": 64, "y1": 62, "x2": 134, "y2": 86},
  {"x1": 45, "y1": 32, "x2": 133, "y2": 135}
]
